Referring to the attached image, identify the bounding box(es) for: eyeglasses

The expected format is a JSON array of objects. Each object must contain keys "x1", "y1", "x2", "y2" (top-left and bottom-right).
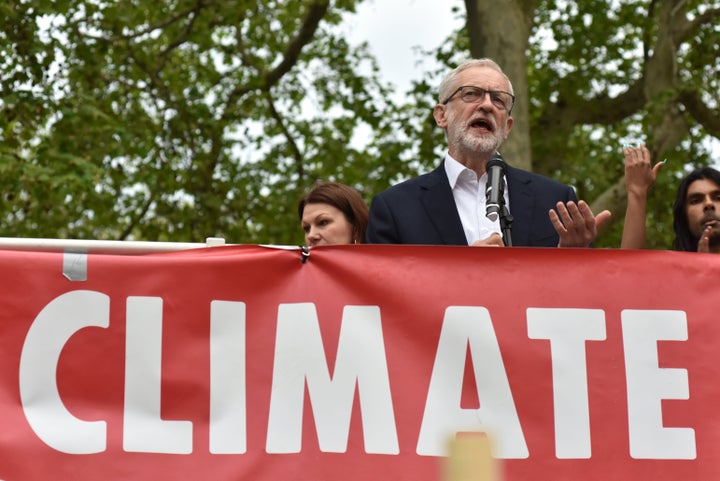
[{"x1": 442, "y1": 86, "x2": 515, "y2": 112}]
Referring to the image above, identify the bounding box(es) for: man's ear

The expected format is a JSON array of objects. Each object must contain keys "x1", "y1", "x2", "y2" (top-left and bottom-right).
[
  {"x1": 433, "y1": 104, "x2": 447, "y2": 128},
  {"x1": 504, "y1": 115, "x2": 514, "y2": 139}
]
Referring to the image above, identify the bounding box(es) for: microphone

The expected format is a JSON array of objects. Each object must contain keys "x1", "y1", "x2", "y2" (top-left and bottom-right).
[{"x1": 485, "y1": 153, "x2": 507, "y2": 222}]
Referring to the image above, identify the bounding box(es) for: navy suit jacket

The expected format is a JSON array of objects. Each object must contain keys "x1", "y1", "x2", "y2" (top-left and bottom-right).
[{"x1": 365, "y1": 163, "x2": 578, "y2": 247}]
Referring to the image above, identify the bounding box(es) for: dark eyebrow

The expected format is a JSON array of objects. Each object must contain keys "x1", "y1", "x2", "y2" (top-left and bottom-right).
[{"x1": 688, "y1": 189, "x2": 720, "y2": 199}]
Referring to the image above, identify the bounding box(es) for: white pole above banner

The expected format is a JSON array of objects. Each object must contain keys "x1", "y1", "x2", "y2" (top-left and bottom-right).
[{"x1": 0, "y1": 237, "x2": 227, "y2": 255}]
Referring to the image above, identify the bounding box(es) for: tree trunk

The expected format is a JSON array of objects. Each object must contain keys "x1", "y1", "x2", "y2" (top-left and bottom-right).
[{"x1": 464, "y1": 0, "x2": 537, "y2": 171}]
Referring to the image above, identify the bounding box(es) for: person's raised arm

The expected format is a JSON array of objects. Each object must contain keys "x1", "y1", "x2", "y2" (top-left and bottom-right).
[{"x1": 620, "y1": 145, "x2": 663, "y2": 249}]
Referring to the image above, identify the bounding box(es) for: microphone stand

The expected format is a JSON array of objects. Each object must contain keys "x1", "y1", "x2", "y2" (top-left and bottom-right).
[
  {"x1": 494, "y1": 172, "x2": 513, "y2": 246},
  {"x1": 499, "y1": 202, "x2": 513, "y2": 247}
]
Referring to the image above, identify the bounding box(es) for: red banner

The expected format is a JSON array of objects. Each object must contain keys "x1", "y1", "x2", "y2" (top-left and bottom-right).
[{"x1": 0, "y1": 244, "x2": 717, "y2": 480}]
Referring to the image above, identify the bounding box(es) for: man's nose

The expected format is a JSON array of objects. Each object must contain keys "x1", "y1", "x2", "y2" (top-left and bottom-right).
[
  {"x1": 703, "y1": 196, "x2": 716, "y2": 210},
  {"x1": 476, "y1": 92, "x2": 494, "y2": 110}
]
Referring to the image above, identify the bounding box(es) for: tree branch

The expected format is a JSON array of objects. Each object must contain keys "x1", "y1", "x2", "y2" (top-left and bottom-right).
[
  {"x1": 223, "y1": 0, "x2": 330, "y2": 120},
  {"x1": 675, "y1": 7, "x2": 720, "y2": 42},
  {"x1": 263, "y1": 0, "x2": 330, "y2": 88},
  {"x1": 590, "y1": 176, "x2": 625, "y2": 232},
  {"x1": 158, "y1": 0, "x2": 206, "y2": 65},
  {"x1": 679, "y1": 90, "x2": 720, "y2": 137},
  {"x1": 119, "y1": 193, "x2": 154, "y2": 240},
  {"x1": 566, "y1": 81, "x2": 647, "y2": 125},
  {"x1": 81, "y1": 1, "x2": 211, "y2": 42},
  {"x1": 264, "y1": 91, "x2": 305, "y2": 180},
  {"x1": 531, "y1": 78, "x2": 647, "y2": 175}
]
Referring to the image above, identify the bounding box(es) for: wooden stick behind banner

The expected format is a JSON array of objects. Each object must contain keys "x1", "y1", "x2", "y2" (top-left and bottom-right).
[{"x1": 445, "y1": 432, "x2": 498, "y2": 481}]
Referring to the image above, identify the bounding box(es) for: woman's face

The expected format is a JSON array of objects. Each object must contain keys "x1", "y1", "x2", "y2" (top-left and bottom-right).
[{"x1": 301, "y1": 202, "x2": 354, "y2": 246}]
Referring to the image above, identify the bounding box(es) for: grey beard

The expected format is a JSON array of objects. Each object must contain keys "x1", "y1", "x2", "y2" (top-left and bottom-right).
[{"x1": 452, "y1": 129, "x2": 503, "y2": 157}]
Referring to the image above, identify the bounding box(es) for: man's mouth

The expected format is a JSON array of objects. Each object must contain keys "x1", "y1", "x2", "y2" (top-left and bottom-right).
[
  {"x1": 702, "y1": 217, "x2": 719, "y2": 228},
  {"x1": 469, "y1": 117, "x2": 494, "y2": 132}
]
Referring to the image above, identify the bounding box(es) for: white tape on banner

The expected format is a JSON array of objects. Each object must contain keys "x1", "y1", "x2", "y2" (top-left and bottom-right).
[{"x1": 62, "y1": 252, "x2": 88, "y2": 282}]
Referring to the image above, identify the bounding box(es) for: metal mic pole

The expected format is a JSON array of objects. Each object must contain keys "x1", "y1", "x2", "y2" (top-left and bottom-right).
[{"x1": 500, "y1": 202, "x2": 513, "y2": 246}]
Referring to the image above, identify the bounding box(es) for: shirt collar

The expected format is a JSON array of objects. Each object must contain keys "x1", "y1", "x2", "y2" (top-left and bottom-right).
[{"x1": 444, "y1": 153, "x2": 480, "y2": 189}]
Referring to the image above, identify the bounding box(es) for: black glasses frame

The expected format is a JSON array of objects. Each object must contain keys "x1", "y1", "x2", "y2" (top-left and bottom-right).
[{"x1": 441, "y1": 86, "x2": 515, "y2": 112}]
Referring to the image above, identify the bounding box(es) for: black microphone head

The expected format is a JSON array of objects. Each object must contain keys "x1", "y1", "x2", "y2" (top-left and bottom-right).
[
  {"x1": 486, "y1": 153, "x2": 506, "y2": 171},
  {"x1": 485, "y1": 152, "x2": 506, "y2": 223}
]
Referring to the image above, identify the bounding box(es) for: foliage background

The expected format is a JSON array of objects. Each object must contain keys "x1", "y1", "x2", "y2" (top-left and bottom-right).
[{"x1": 1, "y1": 0, "x2": 718, "y2": 248}]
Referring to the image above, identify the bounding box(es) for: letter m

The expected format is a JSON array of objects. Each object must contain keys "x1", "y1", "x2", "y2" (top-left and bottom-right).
[{"x1": 266, "y1": 303, "x2": 398, "y2": 454}]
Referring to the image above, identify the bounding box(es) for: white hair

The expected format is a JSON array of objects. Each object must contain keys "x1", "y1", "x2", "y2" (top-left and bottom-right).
[{"x1": 438, "y1": 58, "x2": 514, "y2": 103}]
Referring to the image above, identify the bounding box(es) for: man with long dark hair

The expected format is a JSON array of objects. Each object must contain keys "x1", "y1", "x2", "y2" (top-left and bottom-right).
[{"x1": 672, "y1": 167, "x2": 720, "y2": 253}]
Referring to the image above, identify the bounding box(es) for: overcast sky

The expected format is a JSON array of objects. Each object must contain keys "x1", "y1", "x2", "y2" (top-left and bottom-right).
[{"x1": 344, "y1": 0, "x2": 463, "y2": 92}]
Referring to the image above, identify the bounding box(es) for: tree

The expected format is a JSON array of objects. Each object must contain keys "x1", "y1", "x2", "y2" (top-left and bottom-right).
[
  {"x1": 0, "y1": 0, "x2": 418, "y2": 244},
  {"x1": 1, "y1": 0, "x2": 718, "y2": 248}
]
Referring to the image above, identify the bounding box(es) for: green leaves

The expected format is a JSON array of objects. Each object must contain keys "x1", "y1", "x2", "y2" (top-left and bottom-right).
[{"x1": 0, "y1": 0, "x2": 396, "y2": 244}]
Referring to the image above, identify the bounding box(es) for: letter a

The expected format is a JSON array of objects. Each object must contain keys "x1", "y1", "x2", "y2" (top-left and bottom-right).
[{"x1": 417, "y1": 306, "x2": 527, "y2": 458}]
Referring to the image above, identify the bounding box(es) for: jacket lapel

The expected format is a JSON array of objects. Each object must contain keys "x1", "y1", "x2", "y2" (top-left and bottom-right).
[
  {"x1": 505, "y1": 165, "x2": 534, "y2": 247},
  {"x1": 418, "y1": 165, "x2": 468, "y2": 245}
]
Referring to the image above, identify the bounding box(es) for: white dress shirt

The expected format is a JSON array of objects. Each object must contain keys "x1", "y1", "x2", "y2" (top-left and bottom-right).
[{"x1": 444, "y1": 154, "x2": 510, "y2": 245}]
